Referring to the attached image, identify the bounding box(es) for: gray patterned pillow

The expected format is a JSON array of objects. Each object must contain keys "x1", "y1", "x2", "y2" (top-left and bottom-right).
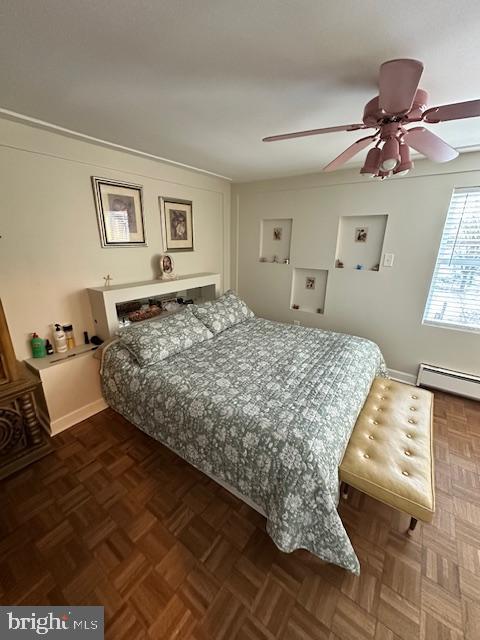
[
  {"x1": 118, "y1": 309, "x2": 213, "y2": 367},
  {"x1": 191, "y1": 290, "x2": 254, "y2": 335}
]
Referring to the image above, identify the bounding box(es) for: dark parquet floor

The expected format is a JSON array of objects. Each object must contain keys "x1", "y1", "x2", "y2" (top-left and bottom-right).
[{"x1": 0, "y1": 391, "x2": 479, "y2": 639}]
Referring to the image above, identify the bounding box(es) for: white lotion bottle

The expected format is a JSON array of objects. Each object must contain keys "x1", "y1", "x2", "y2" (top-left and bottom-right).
[{"x1": 53, "y1": 323, "x2": 68, "y2": 353}]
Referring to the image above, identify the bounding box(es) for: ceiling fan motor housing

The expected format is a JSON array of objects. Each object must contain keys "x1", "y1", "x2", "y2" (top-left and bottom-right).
[{"x1": 363, "y1": 89, "x2": 429, "y2": 127}]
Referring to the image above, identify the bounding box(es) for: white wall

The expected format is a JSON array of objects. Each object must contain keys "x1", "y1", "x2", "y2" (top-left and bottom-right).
[
  {"x1": 0, "y1": 117, "x2": 230, "y2": 360},
  {"x1": 232, "y1": 155, "x2": 480, "y2": 378}
]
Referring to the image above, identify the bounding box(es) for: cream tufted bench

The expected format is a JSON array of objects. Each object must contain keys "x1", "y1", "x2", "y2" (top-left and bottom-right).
[{"x1": 339, "y1": 378, "x2": 434, "y2": 533}]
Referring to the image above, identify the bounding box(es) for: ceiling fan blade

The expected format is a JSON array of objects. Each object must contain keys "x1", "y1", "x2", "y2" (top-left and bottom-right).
[
  {"x1": 323, "y1": 135, "x2": 376, "y2": 172},
  {"x1": 403, "y1": 127, "x2": 458, "y2": 162},
  {"x1": 379, "y1": 58, "x2": 424, "y2": 115},
  {"x1": 423, "y1": 99, "x2": 480, "y2": 123},
  {"x1": 262, "y1": 123, "x2": 369, "y2": 142}
]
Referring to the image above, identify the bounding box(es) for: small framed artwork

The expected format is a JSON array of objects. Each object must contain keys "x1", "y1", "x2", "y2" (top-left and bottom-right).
[
  {"x1": 159, "y1": 197, "x2": 194, "y2": 252},
  {"x1": 355, "y1": 227, "x2": 368, "y2": 243},
  {"x1": 159, "y1": 254, "x2": 176, "y2": 280},
  {"x1": 305, "y1": 277, "x2": 316, "y2": 290},
  {"x1": 92, "y1": 177, "x2": 146, "y2": 248},
  {"x1": 273, "y1": 227, "x2": 282, "y2": 241}
]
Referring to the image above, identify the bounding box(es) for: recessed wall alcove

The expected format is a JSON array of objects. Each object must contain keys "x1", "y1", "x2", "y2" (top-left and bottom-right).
[
  {"x1": 335, "y1": 214, "x2": 388, "y2": 271},
  {"x1": 259, "y1": 218, "x2": 292, "y2": 263},
  {"x1": 290, "y1": 268, "x2": 328, "y2": 315}
]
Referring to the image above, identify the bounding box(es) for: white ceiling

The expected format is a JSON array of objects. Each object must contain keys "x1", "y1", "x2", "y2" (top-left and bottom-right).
[{"x1": 2, "y1": 1, "x2": 480, "y2": 181}]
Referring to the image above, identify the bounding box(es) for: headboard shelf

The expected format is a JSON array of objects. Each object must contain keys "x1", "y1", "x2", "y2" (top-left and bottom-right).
[
  {"x1": 88, "y1": 272, "x2": 219, "y2": 294},
  {"x1": 88, "y1": 272, "x2": 221, "y2": 338}
]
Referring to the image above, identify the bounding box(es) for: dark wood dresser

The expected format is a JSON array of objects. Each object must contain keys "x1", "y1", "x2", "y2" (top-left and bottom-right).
[{"x1": 0, "y1": 300, "x2": 52, "y2": 479}]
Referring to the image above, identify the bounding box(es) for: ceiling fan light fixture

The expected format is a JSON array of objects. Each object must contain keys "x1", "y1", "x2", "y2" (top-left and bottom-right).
[
  {"x1": 394, "y1": 142, "x2": 413, "y2": 176},
  {"x1": 378, "y1": 170, "x2": 392, "y2": 179},
  {"x1": 380, "y1": 137, "x2": 400, "y2": 171},
  {"x1": 360, "y1": 147, "x2": 382, "y2": 177}
]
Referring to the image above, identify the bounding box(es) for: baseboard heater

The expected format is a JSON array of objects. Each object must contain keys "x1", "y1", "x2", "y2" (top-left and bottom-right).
[{"x1": 417, "y1": 363, "x2": 480, "y2": 401}]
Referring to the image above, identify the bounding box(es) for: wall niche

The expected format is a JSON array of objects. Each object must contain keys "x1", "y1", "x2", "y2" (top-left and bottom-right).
[
  {"x1": 335, "y1": 214, "x2": 388, "y2": 271},
  {"x1": 290, "y1": 268, "x2": 328, "y2": 315},
  {"x1": 259, "y1": 218, "x2": 292, "y2": 264}
]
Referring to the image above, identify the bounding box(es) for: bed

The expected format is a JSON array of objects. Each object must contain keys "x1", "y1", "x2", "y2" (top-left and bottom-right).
[{"x1": 101, "y1": 296, "x2": 387, "y2": 574}]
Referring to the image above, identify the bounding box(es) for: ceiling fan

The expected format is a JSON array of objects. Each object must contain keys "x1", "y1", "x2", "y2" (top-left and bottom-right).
[{"x1": 263, "y1": 59, "x2": 480, "y2": 178}]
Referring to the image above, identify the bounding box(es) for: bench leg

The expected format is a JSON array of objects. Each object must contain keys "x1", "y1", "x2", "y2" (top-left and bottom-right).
[
  {"x1": 340, "y1": 482, "x2": 350, "y2": 500},
  {"x1": 408, "y1": 517, "x2": 418, "y2": 535}
]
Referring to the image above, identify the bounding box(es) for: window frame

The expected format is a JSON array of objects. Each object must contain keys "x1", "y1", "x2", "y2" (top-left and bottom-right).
[{"x1": 422, "y1": 186, "x2": 480, "y2": 334}]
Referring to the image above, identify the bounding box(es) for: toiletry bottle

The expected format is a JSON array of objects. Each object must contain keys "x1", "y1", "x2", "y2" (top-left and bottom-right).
[
  {"x1": 45, "y1": 339, "x2": 54, "y2": 355},
  {"x1": 31, "y1": 333, "x2": 47, "y2": 358},
  {"x1": 63, "y1": 324, "x2": 75, "y2": 350},
  {"x1": 53, "y1": 323, "x2": 68, "y2": 353}
]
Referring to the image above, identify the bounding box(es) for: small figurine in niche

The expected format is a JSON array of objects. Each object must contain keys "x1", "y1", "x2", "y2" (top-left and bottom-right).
[
  {"x1": 259, "y1": 257, "x2": 267, "y2": 262},
  {"x1": 103, "y1": 274, "x2": 113, "y2": 287},
  {"x1": 305, "y1": 276, "x2": 316, "y2": 290},
  {"x1": 283, "y1": 258, "x2": 290, "y2": 264},
  {"x1": 159, "y1": 254, "x2": 176, "y2": 280},
  {"x1": 273, "y1": 227, "x2": 282, "y2": 241},
  {"x1": 371, "y1": 263, "x2": 380, "y2": 271},
  {"x1": 335, "y1": 259, "x2": 344, "y2": 268},
  {"x1": 355, "y1": 227, "x2": 368, "y2": 242},
  {"x1": 292, "y1": 304, "x2": 300, "y2": 310},
  {"x1": 356, "y1": 264, "x2": 364, "y2": 270},
  {"x1": 272, "y1": 255, "x2": 278, "y2": 263},
  {"x1": 316, "y1": 308, "x2": 323, "y2": 314}
]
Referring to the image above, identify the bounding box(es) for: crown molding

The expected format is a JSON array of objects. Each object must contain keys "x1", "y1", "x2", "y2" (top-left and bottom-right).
[{"x1": 0, "y1": 107, "x2": 232, "y2": 182}]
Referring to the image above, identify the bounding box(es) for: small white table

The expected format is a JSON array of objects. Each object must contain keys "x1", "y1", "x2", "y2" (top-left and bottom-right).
[{"x1": 25, "y1": 344, "x2": 107, "y2": 435}]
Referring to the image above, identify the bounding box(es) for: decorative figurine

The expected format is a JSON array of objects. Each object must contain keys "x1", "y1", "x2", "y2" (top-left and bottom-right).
[
  {"x1": 283, "y1": 258, "x2": 290, "y2": 264},
  {"x1": 272, "y1": 255, "x2": 278, "y2": 263},
  {"x1": 103, "y1": 274, "x2": 113, "y2": 287},
  {"x1": 259, "y1": 257, "x2": 267, "y2": 262},
  {"x1": 292, "y1": 304, "x2": 300, "y2": 310},
  {"x1": 355, "y1": 264, "x2": 364, "y2": 270},
  {"x1": 335, "y1": 259, "x2": 344, "y2": 269},
  {"x1": 371, "y1": 263, "x2": 380, "y2": 271},
  {"x1": 316, "y1": 308, "x2": 323, "y2": 314}
]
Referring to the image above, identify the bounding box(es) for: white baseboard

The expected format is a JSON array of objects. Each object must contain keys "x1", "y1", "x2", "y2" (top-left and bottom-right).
[
  {"x1": 50, "y1": 398, "x2": 108, "y2": 436},
  {"x1": 387, "y1": 368, "x2": 417, "y2": 385}
]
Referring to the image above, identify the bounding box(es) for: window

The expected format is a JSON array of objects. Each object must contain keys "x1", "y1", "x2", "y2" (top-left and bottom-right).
[{"x1": 423, "y1": 187, "x2": 480, "y2": 332}]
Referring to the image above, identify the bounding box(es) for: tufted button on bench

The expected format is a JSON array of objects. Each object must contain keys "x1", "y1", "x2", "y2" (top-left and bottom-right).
[{"x1": 339, "y1": 378, "x2": 435, "y2": 534}]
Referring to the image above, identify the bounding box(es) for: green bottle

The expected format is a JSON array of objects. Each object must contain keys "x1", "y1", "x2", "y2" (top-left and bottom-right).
[{"x1": 31, "y1": 332, "x2": 47, "y2": 358}]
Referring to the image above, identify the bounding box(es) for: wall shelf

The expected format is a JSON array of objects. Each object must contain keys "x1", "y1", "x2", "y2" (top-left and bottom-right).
[
  {"x1": 290, "y1": 268, "x2": 328, "y2": 315},
  {"x1": 335, "y1": 214, "x2": 388, "y2": 271},
  {"x1": 259, "y1": 218, "x2": 292, "y2": 263},
  {"x1": 25, "y1": 343, "x2": 99, "y2": 371}
]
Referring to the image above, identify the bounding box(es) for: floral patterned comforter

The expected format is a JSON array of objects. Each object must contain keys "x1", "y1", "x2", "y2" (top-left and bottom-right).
[{"x1": 101, "y1": 317, "x2": 387, "y2": 573}]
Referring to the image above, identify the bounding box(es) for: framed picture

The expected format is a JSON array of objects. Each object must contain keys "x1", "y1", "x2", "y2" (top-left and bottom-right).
[
  {"x1": 306, "y1": 277, "x2": 316, "y2": 290},
  {"x1": 158, "y1": 253, "x2": 176, "y2": 280},
  {"x1": 355, "y1": 227, "x2": 368, "y2": 243},
  {"x1": 92, "y1": 177, "x2": 146, "y2": 248},
  {"x1": 159, "y1": 197, "x2": 194, "y2": 252},
  {"x1": 273, "y1": 227, "x2": 282, "y2": 241}
]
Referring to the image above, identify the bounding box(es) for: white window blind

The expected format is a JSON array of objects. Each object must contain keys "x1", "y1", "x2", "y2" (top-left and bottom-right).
[{"x1": 423, "y1": 187, "x2": 480, "y2": 332}]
